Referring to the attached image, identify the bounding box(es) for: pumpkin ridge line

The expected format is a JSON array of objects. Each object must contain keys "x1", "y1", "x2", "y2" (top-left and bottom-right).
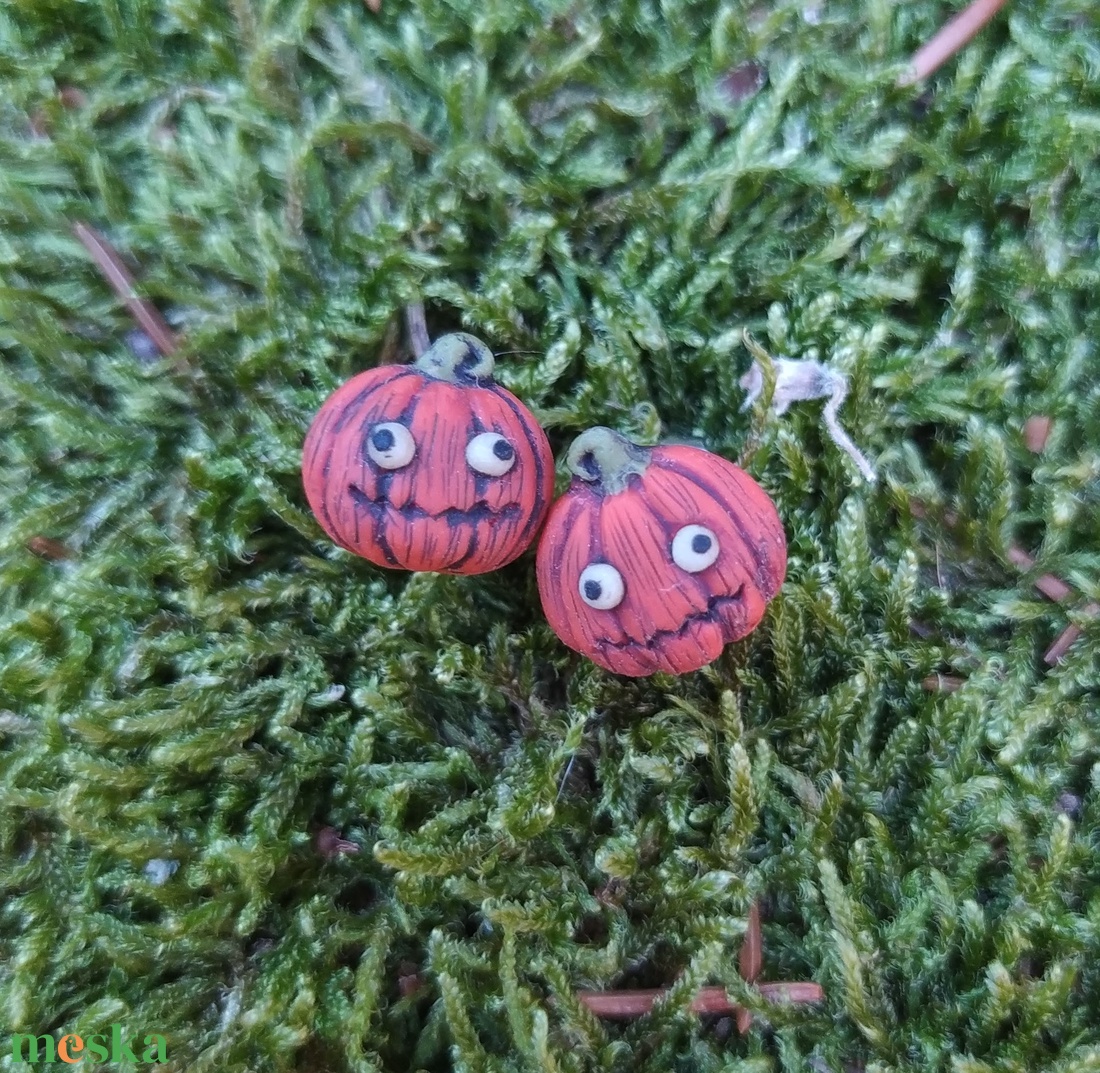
[
  {"x1": 309, "y1": 448, "x2": 347, "y2": 553},
  {"x1": 654, "y1": 455, "x2": 780, "y2": 595},
  {"x1": 439, "y1": 535, "x2": 480, "y2": 573},
  {"x1": 494, "y1": 388, "x2": 550, "y2": 541},
  {"x1": 636, "y1": 490, "x2": 720, "y2": 612},
  {"x1": 367, "y1": 386, "x2": 428, "y2": 565},
  {"x1": 330, "y1": 368, "x2": 419, "y2": 437}
]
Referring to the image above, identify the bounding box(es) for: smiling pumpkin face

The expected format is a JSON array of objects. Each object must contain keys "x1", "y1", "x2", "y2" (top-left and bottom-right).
[
  {"x1": 302, "y1": 334, "x2": 554, "y2": 575},
  {"x1": 536, "y1": 427, "x2": 787, "y2": 676}
]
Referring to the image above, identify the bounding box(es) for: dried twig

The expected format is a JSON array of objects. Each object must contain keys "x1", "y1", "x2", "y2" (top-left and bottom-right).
[
  {"x1": 898, "y1": 0, "x2": 1011, "y2": 86},
  {"x1": 404, "y1": 301, "x2": 431, "y2": 358},
  {"x1": 73, "y1": 223, "x2": 179, "y2": 359},
  {"x1": 577, "y1": 982, "x2": 824, "y2": 1019}
]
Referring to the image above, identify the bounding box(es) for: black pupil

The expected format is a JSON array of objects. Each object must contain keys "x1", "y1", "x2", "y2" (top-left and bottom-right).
[
  {"x1": 492, "y1": 438, "x2": 514, "y2": 461},
  {"x1": 691, "y1": 533, "x2": 712, "y2": 554},
  {"x1": 583, "y1": 580, "x2": 602, "y2": 601},
  {"x1": 371, "y1": 427, "x2": 395, "y2": 452},
  {"x1": 578, "y1": 451, "x2": 598, "y2": 479}
]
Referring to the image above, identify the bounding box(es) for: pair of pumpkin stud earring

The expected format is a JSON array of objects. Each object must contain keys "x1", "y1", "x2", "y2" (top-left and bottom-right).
[{"x1": 302, "y1": 332, "x2": 787, "y2": 678}]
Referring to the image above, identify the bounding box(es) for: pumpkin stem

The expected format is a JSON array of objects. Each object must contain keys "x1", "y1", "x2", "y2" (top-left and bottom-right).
[
  {"x1": 565, "y1": 427, "x2": 651, "y2": 495},
  {"x1": 415, "y1": 333, "x2": 495, "y2": 384}
]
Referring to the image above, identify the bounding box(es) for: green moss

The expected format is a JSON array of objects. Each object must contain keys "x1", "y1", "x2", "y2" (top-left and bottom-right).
[{"x1": 2, "y1": 1, "x2": 1099, "y2": 1071}]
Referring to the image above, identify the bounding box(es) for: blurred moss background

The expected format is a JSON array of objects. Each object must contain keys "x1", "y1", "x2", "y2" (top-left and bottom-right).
[{"x1": 2, "y1": 1, "x2": 1100, "y2": 1070}]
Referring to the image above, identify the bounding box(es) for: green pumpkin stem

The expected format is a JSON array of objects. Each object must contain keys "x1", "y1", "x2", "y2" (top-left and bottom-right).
[
  {"x1": 415, "y1": 333, "x2": 495, "y2": 383},
  {"x1": 565, "y1": 427, "x2": 651, "y2": 495}
]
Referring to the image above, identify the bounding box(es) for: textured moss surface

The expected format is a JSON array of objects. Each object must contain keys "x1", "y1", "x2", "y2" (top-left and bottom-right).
[{"x1": 2, "y1": 2, "x2": 1099, "y2": 1070}]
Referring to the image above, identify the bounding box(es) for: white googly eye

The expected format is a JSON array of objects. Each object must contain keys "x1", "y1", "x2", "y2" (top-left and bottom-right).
[
  {"x1": 671, "y1": 525, "x2": 720, "y2": 572},
  {"x1": 466, "y1": 432, "x2": 516, "y2": 476},
  {"x1": 366, "y1": 422, "x2": 416, "y2": 469},
  {"x1": 578, "y1": 563, "x2": 624, "y2": 610}
]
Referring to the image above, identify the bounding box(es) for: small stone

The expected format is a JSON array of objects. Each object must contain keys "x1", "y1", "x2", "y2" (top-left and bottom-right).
[
  {"x1": 1055, "y1": 792, "x2": 1082, "y2": 820},
  {"x1": 26, "y1": 536, "x2": 75, "y2": 560},
  {"x1": 1023, "y1": 415, "x2": 1052, "y2": 453},
  {"x1": 58, "y1": 86, "x2": 88, "y2": 109},
  {"x1": 397, "y1": 962, "x2": 423, "y2": 997},
  {"x1": 314, "y1": 826, "x2": 360, "y2": 857},
  {"x1": 144, "y1": 858, "x2": 179, "y2": 885},
  {"x1": 718, "y1": 63, "x2": 767, "y2": 105},
  {"x1": 126, "y1": 328, "x2": 163, "y2": 364}
]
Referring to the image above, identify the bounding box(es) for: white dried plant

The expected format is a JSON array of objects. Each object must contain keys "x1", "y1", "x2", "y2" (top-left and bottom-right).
[{"x1": 740, "y1": 357, "x2": 877, "y2": 483}]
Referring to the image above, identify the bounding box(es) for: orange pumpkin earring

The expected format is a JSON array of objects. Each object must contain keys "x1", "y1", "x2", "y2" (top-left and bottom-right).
[
  {"x1": 302, "y1": 333, "x2": 554, "y2": 575},
  {"x1": 536, "y1": 427, "x2": 786, "y2": 676}
]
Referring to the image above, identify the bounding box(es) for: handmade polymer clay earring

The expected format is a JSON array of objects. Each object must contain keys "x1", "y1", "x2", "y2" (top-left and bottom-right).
[
  {"x1": 535, "y1": 427, "x2": 787, "y2": 676},
  {"x1": 302, "y1": 333, "x2": 554, "y2": 575}
]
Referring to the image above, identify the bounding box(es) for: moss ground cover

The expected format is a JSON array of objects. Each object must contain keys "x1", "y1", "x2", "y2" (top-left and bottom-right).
[{"x1": 2, "y1": 2, "x2": 1099, "y2": 1070}]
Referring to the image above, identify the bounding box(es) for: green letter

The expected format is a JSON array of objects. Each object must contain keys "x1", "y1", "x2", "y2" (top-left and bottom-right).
[
  {"x1": 110, "y1": 1024, "x2": 139, "y2": 1063},
  {"x1": 11, "y1": 1034, "x2": 56, "y2": 1063},
  {"x1": 142, "y1": 1035, "x2": 168, "y2": 1063},
  {"x1": 87, "y1": 1034, "x2": 110, "y2": 1061}
]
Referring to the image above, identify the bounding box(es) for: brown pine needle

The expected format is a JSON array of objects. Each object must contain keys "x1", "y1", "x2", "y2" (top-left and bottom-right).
[
  {"x1": 73, "y1": 223, "x2": 179, "y2": 359},
  {"x1": 736, "y1": 902, "x2": 764, "y2": 1033},
  {"x1": 1044, "y1": 624, "x2": 1081, "y2": 665},
  {"x1": 739, "y1": 902, "x2": 763, "y2": 984},
  {"x1": 1023, "y1": 415, "x2": 1052, "y2": 454},
  {"x1": 578, "y1": 896, "x2": 822, "y2": 1029},
  {"x1": 577, "y1": 982, "x2": 824, "y2": 1020},
  {"x1": 26, "y1": 536, "x2": 76, "y2": 561},
  {"x1": 1006, "y1": 546, "x2": 1072, "y2": 602},
  {"x1": 1006, "y1": 546, "x2": 1098, "y2": 664},
  {"x1": 898, "y1": 0, "x2": 1010, "y2": 86},
  {"x1": 1045, "y1": 603, "x2": 1100, "y2": 665},
  {"x1": 1035, "y1": 574, "x2": 1074, "y2": 604},
  {"x1": 922, "y1": 673, "x2": 966, "y2": 693}
]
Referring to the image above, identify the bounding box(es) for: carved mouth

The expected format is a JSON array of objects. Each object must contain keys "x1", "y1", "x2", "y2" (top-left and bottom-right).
[
  {"x1": 598, "y1": 586, "x2": 746, "y2": 653},
  {"x1": 348, "y1": 484, "x2": 521, "y2": 525}
]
